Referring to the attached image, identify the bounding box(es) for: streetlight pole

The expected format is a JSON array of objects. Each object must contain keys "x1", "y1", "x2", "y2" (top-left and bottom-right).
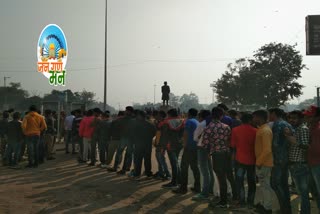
[
  {"x1": 4, "y1": 76, "x2": 10, "y2": 110},
  {"x1": 153, "y1": 84, "x2": 156, "y2": 105},
  {"x1": 317, "y1": 87, "x2": 320, "y2": 107},
  {"x1": 103, "y1": 0, "x2": 108, "y2": 111}
]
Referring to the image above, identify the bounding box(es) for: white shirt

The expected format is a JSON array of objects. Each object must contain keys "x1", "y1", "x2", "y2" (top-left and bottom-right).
[
  {"x1": 193, "y1": 120, "x2": 207, "y2": 147},
  {"x1": 64, "y1": 115, "x2": 75, "y2": 131}
]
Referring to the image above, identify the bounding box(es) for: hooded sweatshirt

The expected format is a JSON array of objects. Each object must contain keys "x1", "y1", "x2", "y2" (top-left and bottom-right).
[
  {"x1": 158, "y1": 117, "x2": 184, "y2": 151},
  {"x1": 22, "y1": 112, "x2": 47, "y2": 136}
]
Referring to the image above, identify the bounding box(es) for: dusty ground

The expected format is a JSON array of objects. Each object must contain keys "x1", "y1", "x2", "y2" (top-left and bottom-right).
[{"x1": 0, "y1": 144, "x2": 318, "y2": 214}]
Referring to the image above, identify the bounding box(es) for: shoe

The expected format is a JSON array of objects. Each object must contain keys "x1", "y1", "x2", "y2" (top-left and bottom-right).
[
  {"x1": 162, "y1": 182, "x2": 178, "y2": 189},
  {"x1": 253, "y1": 203, "x2": 264, "y2": 210},
  {"x1": 172, "y1": 188, "x2": 187, "y2": 194},
  {"x1": 230, "y1": 201, "x2": 246, "y2": 210},
  {"x1": 72, "y1": 152, "x2": 78, "y2": 154},
  {"x1": 100, "y1": 164, "x2": 107, "y2": 168},
  {"x1": 117, "y1": 169, "x2": 126, "y2": 175},
  {"x1": 192, "y1": 193, "x2": 210, "y2": 201},
  {"x1": 25, "y1": 164, "x2": 33, "y2": 168},
  {"x1": 190, "y1": 187, "x2": 201, "y2": 193},
  {"x1": 107, "y1": 167, "x2": 117, "y2": 172},
  {"x1": 255, "y1": 205, "x2": 272, "y2": 214},
  {"x1": 9, "y1": 165, "x2": 21, "y2": 169},
  {"x1": 88, "y1": 162, "x2": 95, "y2": 166},
  {"x1": 162, "y1": 176, "x2": 171, "y2": 181},
  {"x1": 47, "y1": 157, "x2": 56, "y2": 160},
  {"x1": 208, "y1": 201, "x2": 228, "y2": 209},
  {"x1": 66, "y1": 151, "x2": 70, "y2": 154},
  {"x1": 33, "y1": 164, "x2": 38, "y2": 168}
]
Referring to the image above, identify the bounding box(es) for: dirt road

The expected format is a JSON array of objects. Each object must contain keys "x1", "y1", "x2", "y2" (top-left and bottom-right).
[{"x1": 0, "y1": 144, "x2": 318, "y2": 214}]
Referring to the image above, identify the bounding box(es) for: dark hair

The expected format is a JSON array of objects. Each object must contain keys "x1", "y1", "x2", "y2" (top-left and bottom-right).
[
  {"x1": 13, "y1": 112, "x2": 21, "y2": 120},
  {"x1": 71, "y1": 110, "x2": 76, "y2": 116},
  {"x1": 2, "y1": 111, "x2": 9, "y2": 119},
  {"x1": 125, "y1": 106, "x2": 134, "y2": 113},
  {"x1": 29, "y1": 105, "x2": 37, "y2": 112},
  {"x1": 93, "y1": 108, "x2": 102, "y2": 114},
  {"x1": 44, "y1": 109, "x2": 52, "y2": 116},
  {"x1": 240, "y1": 112, "x2": 253, "y2": 124},
  {"x1": 167, "y1": 109, "x2": 178, "y2": 117},
  {"x1": 268, "y1": 108, "x2": 284, "y2": 118},
  {"x1": 253, "y1": 110, "x2": 268, "y2": 122},
  {"x1": 289, "y1": 110, "x2": 304, "y2": 119},
  {"x1": 118, "y1": 111, "x2": 125, "y2": 117},
  {"x1": 86, "y1": 109, "x2": 93, "y2": 117},
  {"x1": 102, "y1": 111, "x2": 110, "y2": 118},
  {"x1": 212, "y1": 107, "x2": 224, "y2": 120},
  {"x1": 137, "y1": 110, "x2": 146, "y2": 119},
  {"x1": 159, "y1": 110, "x2": 167, "y2": 119},
  {"x1": 74, "y1": 109, "x2": 82, "y2": 115},
  {"x1": 188, "y1": 108, "x2": 198, "y2": 117},
  {"x1": 228, "y1": 109, "x2": 238, "y2": 118},
  {"x1": 217, "y1": 103, "x2": 228, "y2": 111},
  {"x1": 199, "y1": 110, "x2": 211, "y2": 120}
]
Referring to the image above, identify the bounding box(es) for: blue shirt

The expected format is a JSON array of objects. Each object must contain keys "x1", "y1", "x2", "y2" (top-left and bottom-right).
[
  {"x1": 272, "y1": 119, "x2": 294, "y2": 166},
  {"x1": 221, "y1": 116, "x2": 233, "y2": 128},
  {"x1": 185, "y1": 118, "x2": 199, "y2": 150}
]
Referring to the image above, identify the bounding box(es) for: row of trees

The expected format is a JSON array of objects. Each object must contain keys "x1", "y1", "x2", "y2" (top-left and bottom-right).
[
  {"x1": 214, "y1": 43, "x2": 306, "y2": 108},
  {"x1": 0, "y1": 83, "x2": 115, "y2": 113}
]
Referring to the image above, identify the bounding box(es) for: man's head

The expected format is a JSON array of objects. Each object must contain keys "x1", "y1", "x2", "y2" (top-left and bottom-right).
[
  {"x1": 252, "y1": 110, "x2": 268, "y2": 126},
  {"x1": 125, "y1": 106, "x2": 134, "y2": 116},
  {"x1": 29, "y1": 105, "x2": 37, "y2": 112},
  {"x1": 240, "y1": 112, "x2": 253, "y2": 124},
  {"x1": 167, "y1": 108, "x2": 178, "y2": 117},
  {"x1": 93, "y1": 108, "x2": 102, "y2": 117},
  {"x1": 102, "y1": 111, "x2": 110, "y2": 120},
  {"x1": 136, "y1": 110, "x2": 146, "y2": 120},
  {"x1": 164, "y1": 81, "x2": 167, "y2": 86},
  {"x1": 228, "y1": 109, "x2": 239, "y2": 119},
  {"x1": 2, "y1": 111, "x2": 9, "y2": 119},
  {"x1": 198, "y1": 110, "x2": 211, "y2": 122},
  {"x1": 159, "y1": 110, "x2": 167, "y2": 120},
  {"x1": 13, "y1": 112, "x2": 21, "y2": 120},
  {"x1": 217, "y1": 103, "x2": 229, "y2": 113},
  {"x1": 288, "y1": 110, "x2": 304, "y2": 127},
  {"x1": 44, "y1": 109, "x2": 52, "y2": 117},
  {"x1": 86, "y1": 109, "x2": 93, "y2": 117},
  {"x1": 268, "y1": 108, "x2": 284, "y2": 122},
  {"x1": 74, "y1": 109, "x2": 82, "y2": 117},
  {"x1": 211, "y1": 107, "x2": 224, "y2": 120},
  {"x1": 118, "y1": 111, "x2": 125, "y2": 117},
  {"x1": 188, "y1": 108, "x2": 198, "y2": 119},
  {"x1": 303, "y1": 105, "x2": 320, "y2": 125}
]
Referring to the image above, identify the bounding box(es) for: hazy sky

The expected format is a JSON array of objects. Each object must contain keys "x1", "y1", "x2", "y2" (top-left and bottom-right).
[{"x1": 1, "y1": 0, "x2": 320, "y2": 108}]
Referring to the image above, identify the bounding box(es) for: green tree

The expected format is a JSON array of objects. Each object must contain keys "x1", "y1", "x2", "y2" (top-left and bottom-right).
[
  {"x1": 179, "y1": 92, "x2": 201, "y2": 112},
  {"x1": 215, "y1": 43, "x2": 306, "y2": 107}
]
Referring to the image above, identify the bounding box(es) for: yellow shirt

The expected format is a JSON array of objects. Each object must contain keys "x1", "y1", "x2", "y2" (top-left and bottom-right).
[{"x1": 255, "y1": 124, "x2": 273, "y2": 167}]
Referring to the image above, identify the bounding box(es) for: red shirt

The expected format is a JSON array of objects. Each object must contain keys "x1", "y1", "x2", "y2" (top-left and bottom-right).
[
  {"x1": 231, "y1": 124, "x2": 257, "y2": 165},
  {"x1": 79, "y1": 116, "x2": 95, "y2": 139},
  {"x1": 308, "y1": 122, "x2": 320, "y2": 166}
]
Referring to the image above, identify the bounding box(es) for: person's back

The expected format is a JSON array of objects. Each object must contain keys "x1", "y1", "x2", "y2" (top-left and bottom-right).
[
  {"x1": 0, "y1": 117, "x2": 9, "y2": 138},
  {"x1": 231, "y1": 124, "x2": 257, "y2": 165},
  {"x1": 22, "y1": 111, "x2": 47, "y2": 136},
  {"x1": 184, "y1": 118, "x2": 199, "y2": 151},
  {"x1": 7, "y1": 120, "x2": 23, "y2": 144},
  {"x1": 133, "y1": 119, "x2": 156, "y2": 145}
]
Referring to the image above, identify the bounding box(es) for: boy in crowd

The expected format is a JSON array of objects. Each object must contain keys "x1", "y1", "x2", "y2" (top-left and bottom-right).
[
  {"x1": 6, "y1": 112, "x2": 24, "y2": 168},
  {"x1": 231, "y1": 113, "x2": 257, "y2": 209},
  {"x1": 252, "y1": 110, "x2": 273, "y2": 214}
]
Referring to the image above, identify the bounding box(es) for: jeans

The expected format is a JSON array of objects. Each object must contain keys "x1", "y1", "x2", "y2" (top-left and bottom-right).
[
  {"x1": 83, "y1": 138, "x2": 91, "y2": 162},
  {"x1": 289, "y1": 163, "x2": 310, "y2": 214},
  {"x1": 134, "y1": 144, "x2": 152, "y2": 176},
  {"x1": 38, "y1": 135, "x2": 46, "y2": 162},
  {"x1": 167, "y1": 148, "x2": 182, "y2": 185},
  {"x1": 212, "y1": 152, "x2": 237, "y2": 203},
  {"x1": 271, "y1": 164, "x2": 292, "y2": 214},
  {"x1": 26, "y1": 135, "x2": 40, "y2": 166},
  {"x1": 114, "y1": 137, "x2": 129, "y2": 169},
  {"x1": 6, "y1": 142, "x2": 21, "y2": 165},
  {"x1": 310, "y1": 165, "x2": 320, "y2": 210},
  {"x1": 106, "y1": 140, "x2": 118, "y2": 165},
  {"x1": 180, "y1": 148, "x2": 201, "y2": 191},
  {"x1": 122, "y1": 141, "x2": 134, "y2": 171},
  {"x1": 256, "y1": 166, "x2": 273, "y2": 210},
  {"x1": 155, "y1": 147, "x2": 171, "y2": 177},
  {"x1": 99, "y1": 140, "x2": 108, "y2": 164},
  {"x1": 44, "y1": 134, "x2": 54, "y2": 159},
  {"x1": 91, "y1": 140, "x2": 98, "y2": 164},
  {"x1": 198, "y1": 148, "x2": 214, "y2": 196},
  {"x1": 65, "y1": 130, "x2": 74, "y2": 152},
  {"x1": 235, "y1": 162, "x2": 256, "y2": 205}
]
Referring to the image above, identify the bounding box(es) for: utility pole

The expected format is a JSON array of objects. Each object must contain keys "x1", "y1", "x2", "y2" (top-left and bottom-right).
[
  {"x1": 103, "y1": 0, "x2": 108, "y2": 111},
  {"x1": 4, "y1": 76, "x2": 10, "y2": 87},
  {"x1": 317, "y1": 87, "x2": 320, "y2": 107},
  {"x1": 4, "y1": 76, "x2": 10, "y2": 110},
  {"x1": 153, "y1": 84, "x2": 156, "y2": 105}
]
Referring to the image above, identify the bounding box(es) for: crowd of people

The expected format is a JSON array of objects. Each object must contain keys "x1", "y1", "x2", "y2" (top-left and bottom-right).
[{"x1": 0, "y1": 103, "x2": 319, "y2": 214}]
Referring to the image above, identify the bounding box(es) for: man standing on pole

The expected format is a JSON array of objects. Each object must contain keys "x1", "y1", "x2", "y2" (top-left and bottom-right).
[{"x1": 161, "y1": 81, "x2": 170, "y2": 106}]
